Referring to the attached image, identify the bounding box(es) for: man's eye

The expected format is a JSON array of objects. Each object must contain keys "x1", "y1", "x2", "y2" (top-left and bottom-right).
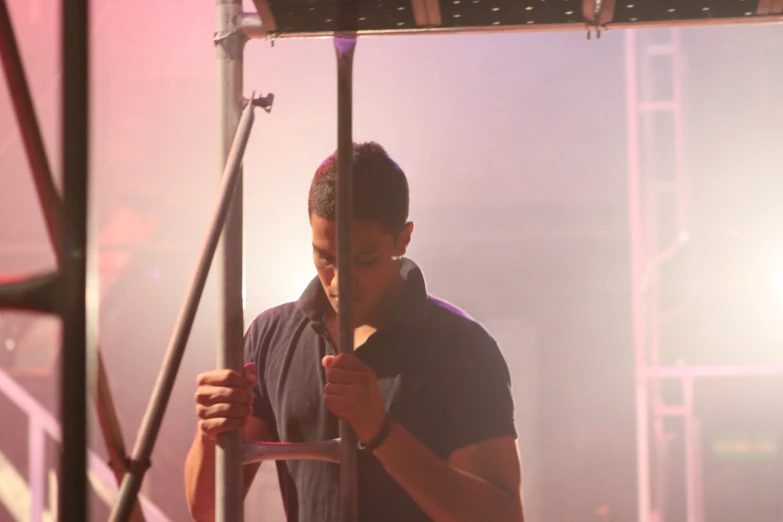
[{"x1": 357, "y1": 257, "x2": 378, "y2": 266}]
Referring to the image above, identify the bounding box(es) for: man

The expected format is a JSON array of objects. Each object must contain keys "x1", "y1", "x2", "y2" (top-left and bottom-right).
[{"x1": 184, "y1": 142, "x2": 524, "y2": 522}]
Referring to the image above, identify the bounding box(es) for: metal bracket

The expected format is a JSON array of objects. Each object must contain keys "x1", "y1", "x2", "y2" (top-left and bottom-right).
[
  {"x1": 582, "y1": 0, "x2": 616, "y2": 40},
  {"x1": 244, "y1": 93, "x2": 275, "y2": 113},
  {"x1": 107, "y1": 457, "x2": 152, "y2": 475},
  {"x1": 213, "y1": 30, "x2": 236, "y2": 43},
  {"x1": 585, "y1": 21, "x2": 606, "y2": 40},
  {"x1": 213, "y1": 26, "x2": 246, "y2": 60}
]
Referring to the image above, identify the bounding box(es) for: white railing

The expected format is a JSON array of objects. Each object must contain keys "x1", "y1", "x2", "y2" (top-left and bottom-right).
[{"x1": 0, "y1": 365, "x2": 171, "y2": 522}]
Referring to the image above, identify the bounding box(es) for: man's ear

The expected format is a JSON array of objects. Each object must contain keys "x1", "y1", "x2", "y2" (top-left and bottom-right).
[{"x1": 395, "y1": 221, "x2": 414, "y2": 257}]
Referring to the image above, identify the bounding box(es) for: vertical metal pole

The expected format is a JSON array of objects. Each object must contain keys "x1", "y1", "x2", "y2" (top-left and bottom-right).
[
  {"x1": 334, "y1": 35, "x2": 358, "y2": 522},
  {"x1": 625, "y1": 29, "x2": 651, "y2": 522},
  {"x1": 670, "y1": 30, "x2": 688, "y2": 236},
  {"x1": 216, "y1": 2, "x2": 246, "y2": 521},
  {"x1": 682, "y1": 377, "x2": 698, "y2": 522},
  {"x1": 692, "y1": 418, "x2": 704, "y2": 522},
  {"x1": 60, "y1": 0, "x2": 90, "y2": 520},
  {"x1": 638, "y1": 29, "x2": 690, "y2": 522},
  {"x1": 639, "y1": 32, "x2": 664, "y2": 522},
  {"x1": 1, "y1": 10, "x2": 132, "y2": 516}
]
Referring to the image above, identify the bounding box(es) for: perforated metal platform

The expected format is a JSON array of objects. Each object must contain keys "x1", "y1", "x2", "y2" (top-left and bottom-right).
[{"x1": 246, "y1": 0, "x2": 783, "y2": 37}]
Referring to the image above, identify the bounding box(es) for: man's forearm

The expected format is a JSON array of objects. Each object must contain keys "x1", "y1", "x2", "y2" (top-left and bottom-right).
[
  {"x1": 372, "y1": 424, "x2": 523, "y2": 522},
  {"x1": 184, "y1": 433, "x2": 217, "y2": 521}
]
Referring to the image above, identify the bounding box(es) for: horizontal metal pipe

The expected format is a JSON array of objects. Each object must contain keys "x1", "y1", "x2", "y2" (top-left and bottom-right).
[
  {"x1": 0, "y1": 271, "x2": 60, "y2": 313},
  {"x1": 235, "y1": 12, "x2": 783, "y2": 40},
  {"x1": 109, "y1": 95, "x2": 258, "y2": 522},
  {"x1": 244, "y1": 440, "x2": 342, "y2": 465}
]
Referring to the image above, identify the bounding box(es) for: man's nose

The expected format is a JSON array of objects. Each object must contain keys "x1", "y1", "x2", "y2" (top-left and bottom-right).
[
  {"x1": 329, "y1": 269, "x2": 339, "y2": 295},
  {"x1": 329, "y1": 269, "x2": 357, "y2": 295}
]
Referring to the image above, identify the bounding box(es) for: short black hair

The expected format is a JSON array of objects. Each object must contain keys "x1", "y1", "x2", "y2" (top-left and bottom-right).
[{"x1": 308, "y1": 141, "x2": 410, "y2": 234}]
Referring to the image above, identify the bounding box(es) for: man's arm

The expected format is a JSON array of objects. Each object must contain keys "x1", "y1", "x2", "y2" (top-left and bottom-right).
[
  {"x1": 372, "y1": 427, "x2": 524, "y2": 522},
  {"x1": 184, "y1": 362, "x2": 271, "y2": 522},
  {"x1": 184, "y1": 416, "x2": 271, "y2": 521},
  {"x1": 322, "y1": 347, "x2": 523, "y2": 522}
]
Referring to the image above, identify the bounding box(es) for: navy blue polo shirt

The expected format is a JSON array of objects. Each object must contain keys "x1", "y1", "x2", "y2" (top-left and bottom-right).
[{"x1": 244, "y1": 258, "x2": 516, "y2": 522}]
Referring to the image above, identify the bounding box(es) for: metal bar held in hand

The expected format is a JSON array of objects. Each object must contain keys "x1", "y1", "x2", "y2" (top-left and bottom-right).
[
  {"x1": 334, "y1": 33, "x2": 359, "y2": 522},
  {"x1": 215, "y1": 1, "x2": 247, "y2": 520}
]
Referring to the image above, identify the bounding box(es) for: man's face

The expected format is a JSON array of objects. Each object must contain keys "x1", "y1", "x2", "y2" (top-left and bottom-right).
[{"x1": 310, "y1": 214, "x2": 412, "y2": 325}]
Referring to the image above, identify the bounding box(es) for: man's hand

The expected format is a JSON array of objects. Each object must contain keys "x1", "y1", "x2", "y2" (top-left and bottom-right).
[
  {"x1": 194, "y1": 363, "x2": 257, "y2": 440},
  {"x1": 322, "y1": 353, "x2": 387, "y2": 443}
]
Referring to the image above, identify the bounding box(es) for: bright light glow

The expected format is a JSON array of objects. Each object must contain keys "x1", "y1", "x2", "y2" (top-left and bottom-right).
[
  {"x1": 281, "y1": 264, "x2": 317, "y2": 302},
  {"x1": 250, "y1": 244, "x2": 317, "y2": 311}
]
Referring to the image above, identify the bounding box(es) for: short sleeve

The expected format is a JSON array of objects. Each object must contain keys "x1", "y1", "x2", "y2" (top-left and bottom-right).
[
  {"x1": 437, "y1": 333, "x2": 517, "y2": 456},
  {"x1": 243, "y1": 316, "x2": 275, "y2": 424}
]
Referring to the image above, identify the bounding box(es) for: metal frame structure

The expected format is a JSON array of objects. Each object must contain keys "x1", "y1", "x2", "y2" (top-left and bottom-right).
[
  {"x1": 625, "y1": 27, "x2": 783, "y2": 522},
  {"x1": 2, "y1": 0, "x2": 783, "y2": 521}
]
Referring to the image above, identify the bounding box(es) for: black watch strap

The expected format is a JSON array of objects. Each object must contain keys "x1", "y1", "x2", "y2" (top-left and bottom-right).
[{"x1": 357, "y1": 414, "x2": 394, "y2": 452}]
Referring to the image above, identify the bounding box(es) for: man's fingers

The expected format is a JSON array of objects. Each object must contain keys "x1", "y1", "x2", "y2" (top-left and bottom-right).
[
  {"x1": 196, "y1": 402, "x2": 251, "y2": 420},
  {"x1": 198, "y1": 417, "x2": 246, "y2": 438},
  {"x1": 326, "y1": 368, "x2": 368, "y2": 385},
  {"x1": 194, "y1": 385, "x2": 251, "y2": 406},
  {"x1": 330, "y1": 353, "x2": 368, "y2": 371},
  {"x1": 243, "y1": 362, "x2": 258, "y2": 387},
  {"x1": 196, "y1": 369, "x2": 248, "y2": 388},
  {"x1": 323, "y1": 395, "x2": 352, "y2": 417},
  {"x1": 324, "y1": 382, "x2": 364, "y2": 397}
]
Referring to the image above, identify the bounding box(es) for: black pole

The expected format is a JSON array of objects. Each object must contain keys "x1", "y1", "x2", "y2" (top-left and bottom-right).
[
  {"x1": 60, "y1": 0, "x2": 90, "y2": 520},
  {"x1": 334, "y1": 34, "x2": 358, "y2": 522}
]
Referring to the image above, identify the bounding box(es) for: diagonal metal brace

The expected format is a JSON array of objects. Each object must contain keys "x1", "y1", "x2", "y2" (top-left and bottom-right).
[
  {"x1": 0, "y1": 0, "x2": 64, "y2": 264},
  {"x1": 109, "y1": 93, "x2": 262, "y2": 522},
  {"x1": 245, "y1": 92, "x2": 275, "y2": 113}
]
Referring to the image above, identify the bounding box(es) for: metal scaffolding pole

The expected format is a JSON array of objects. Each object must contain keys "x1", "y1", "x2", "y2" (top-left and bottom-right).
[
  {"x1": 335, "y1": 34, "x2": 359, "y2": 522},
  {"x1": 60, "y1": 0, "x2": 91, "y2": 519},
  {"x1": 625, "y1": 29, "x2": 651, "y2": 522},
  {"x1": 1, "y1": 3, "x2": 144, "y2": 519},
  {"x1": 215, "y1": 1, "x2": 246, "y2": 521},
  {"x1": 627, "y1": 26, "x2": 783, "y2": 522},
  {"x1": 636, "y1": 29, "x2": 691, "y2": 522}
]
